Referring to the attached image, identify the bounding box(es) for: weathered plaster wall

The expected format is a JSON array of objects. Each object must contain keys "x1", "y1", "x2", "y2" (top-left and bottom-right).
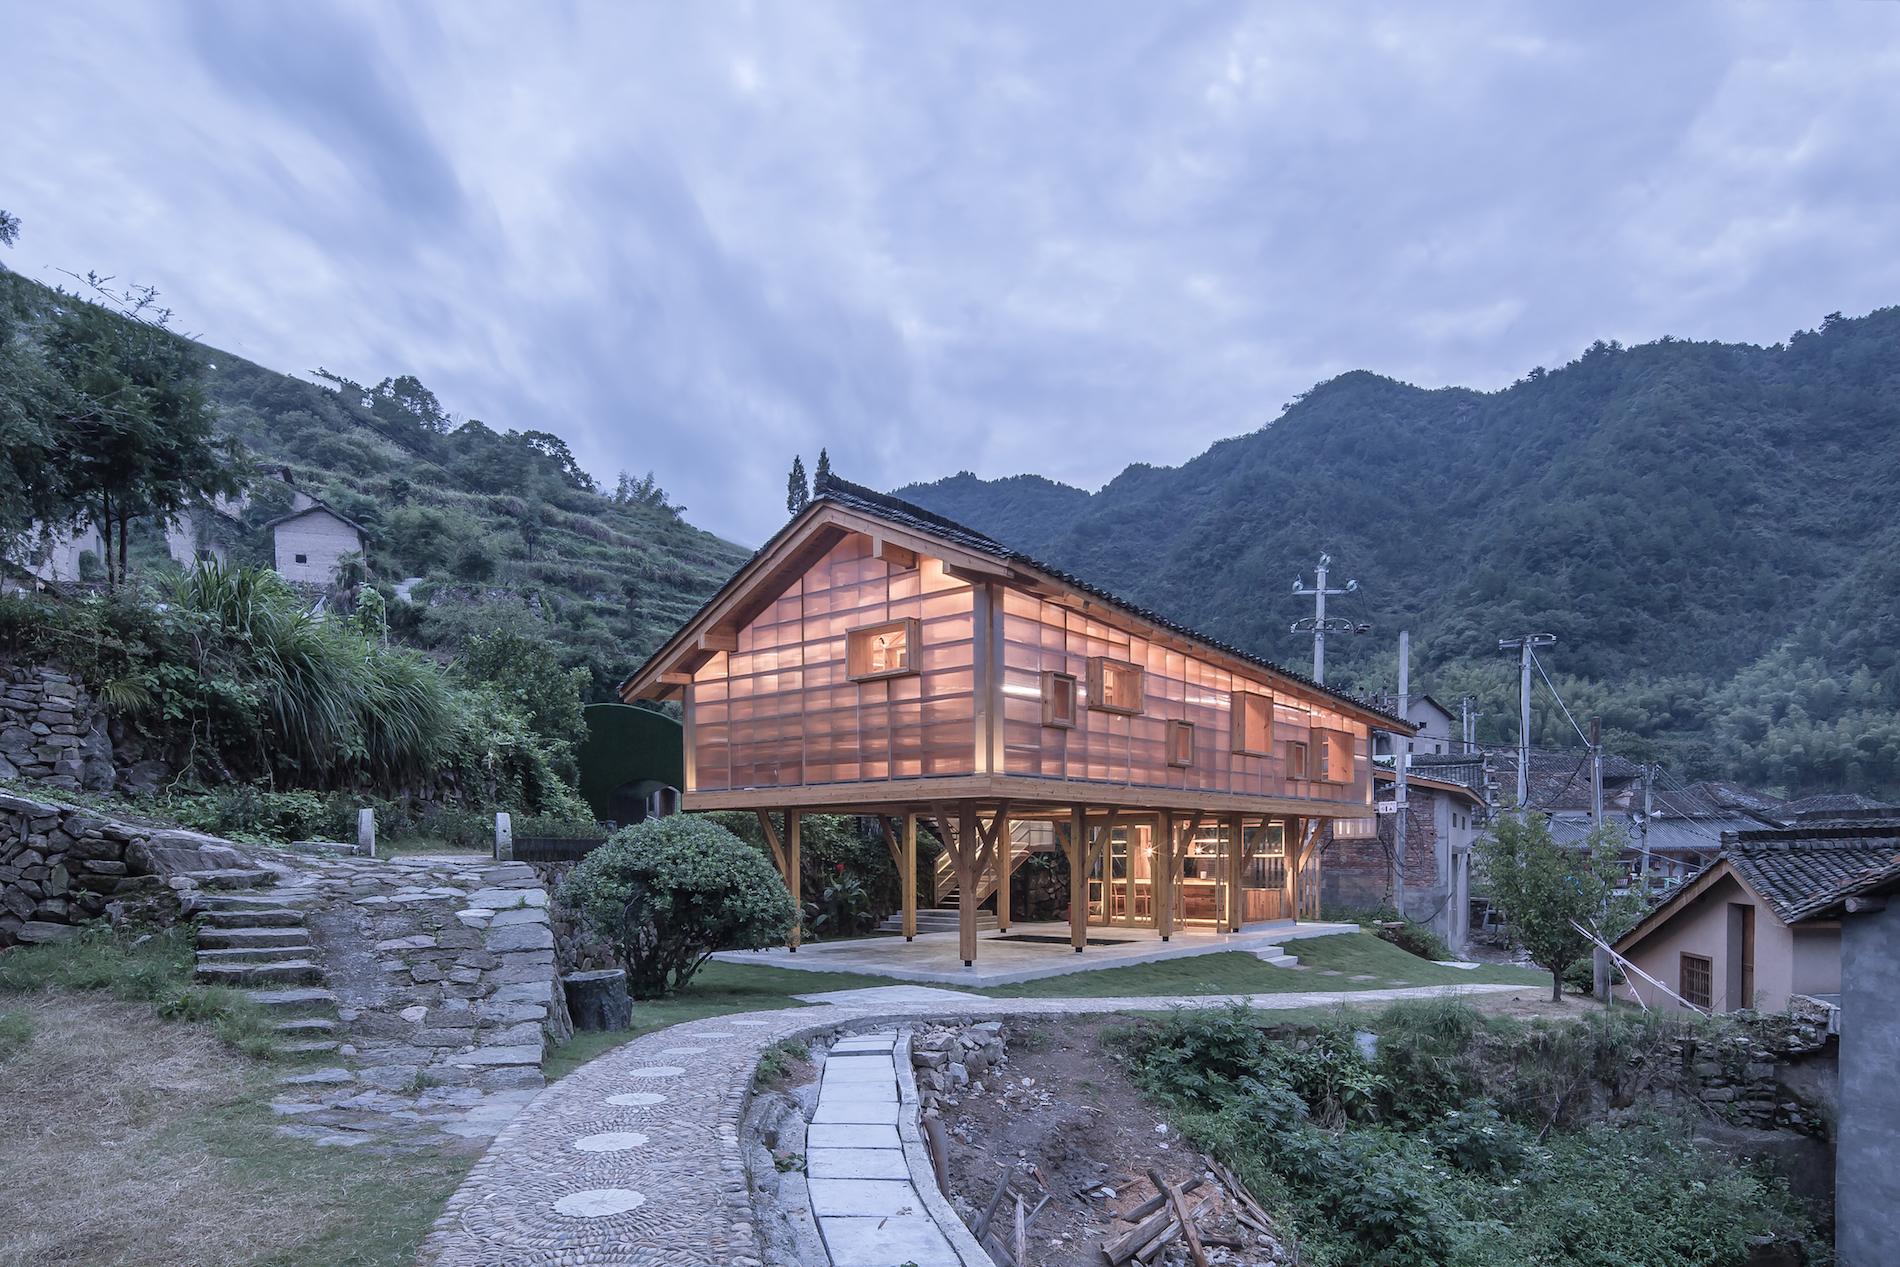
[
  {"x1": 1620, "y1": 872, "x2": 1815, "y2": 1013},
  {"x1": 1835, "y1": 902, "x2": 1900, "y2": 1267},
  {"x1": 272, "y1": 510, "x2": 360, "y2": 584}
]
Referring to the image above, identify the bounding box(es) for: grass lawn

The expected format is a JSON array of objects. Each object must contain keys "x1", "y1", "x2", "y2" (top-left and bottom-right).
[
  {"x1": 0, "y1": 932, "x2": 475, "y2": 1267},
  {"x1": 976, "y1": 933, "x2": 1547, "y2": 998},
  {"x1": 543, "y1": 958, "x2": 892, "y2": 1080}
]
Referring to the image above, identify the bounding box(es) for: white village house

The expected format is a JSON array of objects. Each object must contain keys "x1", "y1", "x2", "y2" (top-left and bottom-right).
[{"x1": 263, "y1": 501, "x2": 366, "y2": 585}]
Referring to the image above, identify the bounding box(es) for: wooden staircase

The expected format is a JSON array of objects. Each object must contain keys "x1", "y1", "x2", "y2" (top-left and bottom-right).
[{"x1": 875, "y1": 821, "x2": 1061, "y2": 933}]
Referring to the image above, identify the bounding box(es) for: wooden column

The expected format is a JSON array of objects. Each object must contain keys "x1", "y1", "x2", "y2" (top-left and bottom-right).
[
  {"x1": 995, "y1": 805, "x2": 1012, "y2": 932},
  {"x1": 1157, "y1": 811, "x2": 1174, "y2": 942},
  {"x1": 788, "y1": 810, "x2": 802, "y2": 950},
  {"x1": 1282, "y1": 815, "x2": 1301, "y2": 925},
  {"x1": 958, "y1": 805, "x2": 979, "y2": 967},
  {"x1": 1069, "y1": 805, "x2": 1087, "y2": 953},
  {"x1": 901, "y1": 812, "x2": 919, "y2": 941},
  {"x1": 1225, "y1": 813, "x2": 1244, "y2": 933}
]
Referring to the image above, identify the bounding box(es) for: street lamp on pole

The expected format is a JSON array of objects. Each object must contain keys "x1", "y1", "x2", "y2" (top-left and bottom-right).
[{"x1": 1291, "y1": 553, "x2": 1369, "y2": 685}]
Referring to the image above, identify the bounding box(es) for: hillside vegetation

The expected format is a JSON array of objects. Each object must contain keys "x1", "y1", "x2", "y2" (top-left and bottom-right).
[
  {"x1": 902, "y1": 308, "x2": 1900, "y2": 797},
  {"x1": 2, "y1": 267, "x2": 751, "y2": 697}
]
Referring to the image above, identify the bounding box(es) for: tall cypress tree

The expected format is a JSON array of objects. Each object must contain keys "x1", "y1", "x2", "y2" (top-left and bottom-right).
[
  {"x1": 814, "y1": 447, "x2": 832, "y2": 490},
  {"x1": 786, "y1": 455, "x2": 809, "y2": 515}
]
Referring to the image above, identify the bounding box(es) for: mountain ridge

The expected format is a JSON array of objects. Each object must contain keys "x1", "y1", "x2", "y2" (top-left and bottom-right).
[{"x1": 899, "y1": 307, "x2": 1900, "y2": 796}]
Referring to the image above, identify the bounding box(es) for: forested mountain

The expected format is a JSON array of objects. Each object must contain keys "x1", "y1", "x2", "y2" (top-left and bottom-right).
[
  {"x1": 2, "y1": 268, "x2": 751, "y2": 697},
  {"x1": 901, "y1": 308, "x2": 1900, "y2": 797}
]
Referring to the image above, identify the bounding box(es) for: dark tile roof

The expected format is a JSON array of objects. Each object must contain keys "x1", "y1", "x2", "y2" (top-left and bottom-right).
[
  {"x1": 1723, "y1": 821, "x2": 1900, "y2": 922},
  {"x1": 1487, "y1": 748, "x2": 1641, "y2": 811},
  {"x1": 1784, "y1": 848, "x2": 1900, "y2": 923},
  {"x1": 1679, "y1": 779, "x2": 1788, "y2": 819},
  {"x1": 1782, "y1": 792, "x2": 1896, "y2": 822},
  {"x1": 809, "y1": 474, "x2": 1409, "y2": 727}
]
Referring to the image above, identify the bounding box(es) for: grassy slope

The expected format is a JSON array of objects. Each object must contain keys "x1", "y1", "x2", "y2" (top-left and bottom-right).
[
  {"x1": 543, "y1": 959, "x2": 893, "y2": 1080},
  {"x1": 0, "y1": 932, "x2": 470, "y2": 1267}
]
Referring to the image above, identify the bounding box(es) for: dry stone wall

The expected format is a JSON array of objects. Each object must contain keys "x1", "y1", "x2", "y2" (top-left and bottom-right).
[
  {"x1": 0, "y1": 789, "x2": 260, "y2": 946},
  {"x1": 0, "y1": 663, "x2": 167, "y2": 794}
]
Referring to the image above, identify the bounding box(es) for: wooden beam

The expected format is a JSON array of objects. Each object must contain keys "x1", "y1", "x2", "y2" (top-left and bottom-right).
[
  {"x1": 1070, "y1": 805, "x2": 1087, "y2": 953},
  {"x1": 698, "y1": 629, "x2": 739, "y2": 652},
  {"x1": 1226, "y1": 813, "x2": 1244, "y2": 932},
  {"x1": 902, "y1": 813, "x2": 919, "y2": 940},
  {"x1": 879, "y1": 816, "x2": 903, "y2": 874},
  {"x1": 1281, "y1": 816, "x2": 1301, "y2": 924},
  {"x1": 756, "y1": 810, "x2": 787, "y2": 876},
  {"x1": 659, "y1": 671, "x2": 693, "y2": 687},
  {"x1": 788, "y1": 811, "x2": 802, "y2": 951}
]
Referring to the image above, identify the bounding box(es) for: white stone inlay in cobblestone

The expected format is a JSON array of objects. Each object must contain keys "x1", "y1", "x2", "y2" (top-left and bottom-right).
[
  {"x1": 626, "y1": 1065, "x2": 685, "y2": 1078},
  {"x1": 605, "y1": 1091, "x2": 666, "y2": 1107},
  {"x1": 553, "y1": 1188, "x2": 646, "y2": 1217},
  {"x1": 574, "y1": 1131, "x2": 649, "y2": 1152}
]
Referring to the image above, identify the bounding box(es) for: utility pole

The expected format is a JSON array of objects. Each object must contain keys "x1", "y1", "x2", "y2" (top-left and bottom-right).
[
  {"x1": 1460, "y1": 696, "x2": 1475, "y2": 753},
  {"x1": 1589, "y1": 714, "x2": 1610, "y2": 1003},
  {"x1": 1497, "y1": 633, "x2": 1557, "y2": 808},
  {"x1": 1290, "y1": 554, "x2": 1365, "y2": 685},
  {"x1": 1589, "y1": 716, "x2": 1604, "y2": 825},
  {"x1": 1393, "y1": 630, "x2": 1410, "y2": 919},
  {"x1": 1640, "y1": 764, "x2": 1654, "y2": 882}
]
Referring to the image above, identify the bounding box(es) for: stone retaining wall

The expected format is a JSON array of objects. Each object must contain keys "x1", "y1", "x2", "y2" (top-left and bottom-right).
[
  {"x1": 0, "y1": 663, "x2": 167, "y2": 794},
  {"x1": 0, "y1": 789, "x2": 257, "y2": 947}
]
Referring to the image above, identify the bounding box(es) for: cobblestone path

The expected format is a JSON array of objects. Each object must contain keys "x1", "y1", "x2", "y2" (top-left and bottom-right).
[{"x1": 418, "y1": 982, "x2": 1533, "y2": 1266}]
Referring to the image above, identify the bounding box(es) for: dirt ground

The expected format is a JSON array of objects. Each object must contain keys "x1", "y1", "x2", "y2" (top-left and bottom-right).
[
  {"x1": 933, "y1": 993, "x2": 1587, "y2": 1267},
  {"x1": 936, "y1": 1015, "x2": 1282, "y2": 1267}
]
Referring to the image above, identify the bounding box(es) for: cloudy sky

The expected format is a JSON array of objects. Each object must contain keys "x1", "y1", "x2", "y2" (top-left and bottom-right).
[{"x1": 7, "y1": 2, "x2": 1900, "y2": 543}]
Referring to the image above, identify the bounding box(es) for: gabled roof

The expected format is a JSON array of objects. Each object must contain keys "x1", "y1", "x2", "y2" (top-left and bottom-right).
[
  {"x1": 1785, "y1": 849, "x2": 1900, "y2": 923},
  {"x1": 262, "y1": 500, "x2": 367, "y2": 536},
  {"x1": 619, "y1": 473, "x2": 1408, "y2": 729},
  {"x1": 1616, "y1": 819, "x2": 1900, "y2": 951},
  {"x1": 1782, "y1": 792, "x2": 1895, "y2": 822}
]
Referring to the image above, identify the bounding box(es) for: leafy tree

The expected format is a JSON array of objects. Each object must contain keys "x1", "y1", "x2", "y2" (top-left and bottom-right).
[
  {"x1": 559, "y1": 815, "x2": 796, "y2": 997},
  {"x1": 521, "y1": 429, "x2": 595, "y2": 492},
  {"x1": 1479, "y1": 813, "x2": 1627, "y2": 1002},
  {"x1": 0, "y1": 210, "x2": 19, "y2": 248},
  {"x1": 786, "y1": 454, "x2": 809, "y2": 515},
  {"x1": 515, "y1": 499, "x2": 548, "y2": 562},
  {"x1": 41, "y1": 280, "x2": 240, "y2": 585},
  {"x1": 454, "y1": 616, "x2": 589, "y2": 772}
]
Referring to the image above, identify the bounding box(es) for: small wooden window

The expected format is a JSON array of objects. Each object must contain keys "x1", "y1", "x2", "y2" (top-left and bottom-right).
[
  {"x1": 293, "y1": 553, "x2": 308, "y2": 564},
  {"x1": 1284, "y1": 740, "x2": 1310, "y2": 780},
  {"x1": 847, "y1": 618, "x2": 919, "y2": 682},
  {"x1": 1041, "y1": 671, "x2": 1077, "y2": 728},
  {"x1": 1087, "y1": 657, "x2": 1144, "y2": 715},
  {"x1": 1168, "y1": 720, "x2": 1195, "y2": 767},
  {"x1": 1680, "y1": 953, "x2": 1712, "y2": 1009},
  {"x1": 1317, "y1": 729, "x2": 1356, "y2": 784},
  {"x1": 1233, "y1": 692, "x2": 1274, "y2": 755}
]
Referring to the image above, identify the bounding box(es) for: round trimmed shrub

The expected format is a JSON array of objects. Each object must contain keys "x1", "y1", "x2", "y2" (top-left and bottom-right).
[{"x1": 559, "y1": 815, "x2": 794, "y2": 998}]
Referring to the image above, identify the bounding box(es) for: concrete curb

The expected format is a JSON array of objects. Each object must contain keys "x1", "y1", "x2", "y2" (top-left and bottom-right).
[{"x1": 895, "y1": 1029, "x2": 995, "y2": 1267}]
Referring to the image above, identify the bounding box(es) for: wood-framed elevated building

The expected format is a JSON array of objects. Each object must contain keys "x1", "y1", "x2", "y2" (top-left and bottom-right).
[{"x1": 619, "y1": 475, "x2": 1402, "y2": 968}]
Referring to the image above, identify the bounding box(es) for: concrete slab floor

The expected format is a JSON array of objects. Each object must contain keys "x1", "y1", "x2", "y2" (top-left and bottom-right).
[
  {"x1": 715, "y1": 919, "x2": 1359, "y2": 987},
  {"x1": 812, "y1": 1099, "x2": 901, "y2": 1125},
  {"x1": 807, "y1": 1177, "x2": 925, "y2": 1218},
  {"x1": 808, "y1": 1122, "x2": 902, "y2": 1150},
  {"x1": 821, "y1": 1214, "x2": 960, "y2": 1267},
  {"x1": 808, "y1": 1147, "x2": 912, "y2": 1180}
]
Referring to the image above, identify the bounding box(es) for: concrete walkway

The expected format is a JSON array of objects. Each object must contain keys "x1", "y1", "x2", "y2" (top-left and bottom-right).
[
  {"x1": 418, "y1": 980, "x2": 1538, "y2": 1266},
  {"x1": 713, "y1": 919, "x2": 1359, "y2": 987}
]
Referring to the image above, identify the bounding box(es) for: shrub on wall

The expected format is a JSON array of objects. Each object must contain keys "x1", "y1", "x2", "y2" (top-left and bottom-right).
[{"x1": 559, "y1": 815, "x2": 795, "y2": 997}]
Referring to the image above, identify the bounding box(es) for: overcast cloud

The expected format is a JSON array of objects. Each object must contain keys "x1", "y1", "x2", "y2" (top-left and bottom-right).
[{"x1": 7, "y1": 2, "x2": 1900, "y2": 543}]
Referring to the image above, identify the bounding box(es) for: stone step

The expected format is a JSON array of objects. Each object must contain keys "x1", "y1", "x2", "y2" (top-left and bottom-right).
[
  {"x1": 274, "y1": 1017, "x2": 336, "y2": 1035},
  {"x1": 195, "y1": 890, "x2": 319, "y2": 910},
  {"x1": 199, "y1": 908, "x2": 306, "y2": 929},
  {"x1": 278, "y1": 1040, "x2": 340, "y2": 1055},
  {"x1": 196, "y1": 959, "x2": 324, "y2": 987},
  {"x1": 1252, "y1": 947, "x2": 1299, "y2": 967},
  {"x1": 178, "y1": 868, "x2": 278, "y2": 890},
  {"x1": 195, "y1": 945, "x2": 314, "y2": 964},
  {"x1": 245, "y1": 987, "x2": 338, "y2": 1014},
  {"x1": 879, "y1": 912, "x2": 999, "y2": 931},
  {"x1": 196, "y1": 926, "x2": 313, "y2": 950}
]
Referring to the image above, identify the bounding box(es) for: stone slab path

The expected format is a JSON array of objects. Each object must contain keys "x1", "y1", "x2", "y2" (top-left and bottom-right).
[{"x1": 419, "y1": 981, "x2": 1535, "y2": 1266}]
